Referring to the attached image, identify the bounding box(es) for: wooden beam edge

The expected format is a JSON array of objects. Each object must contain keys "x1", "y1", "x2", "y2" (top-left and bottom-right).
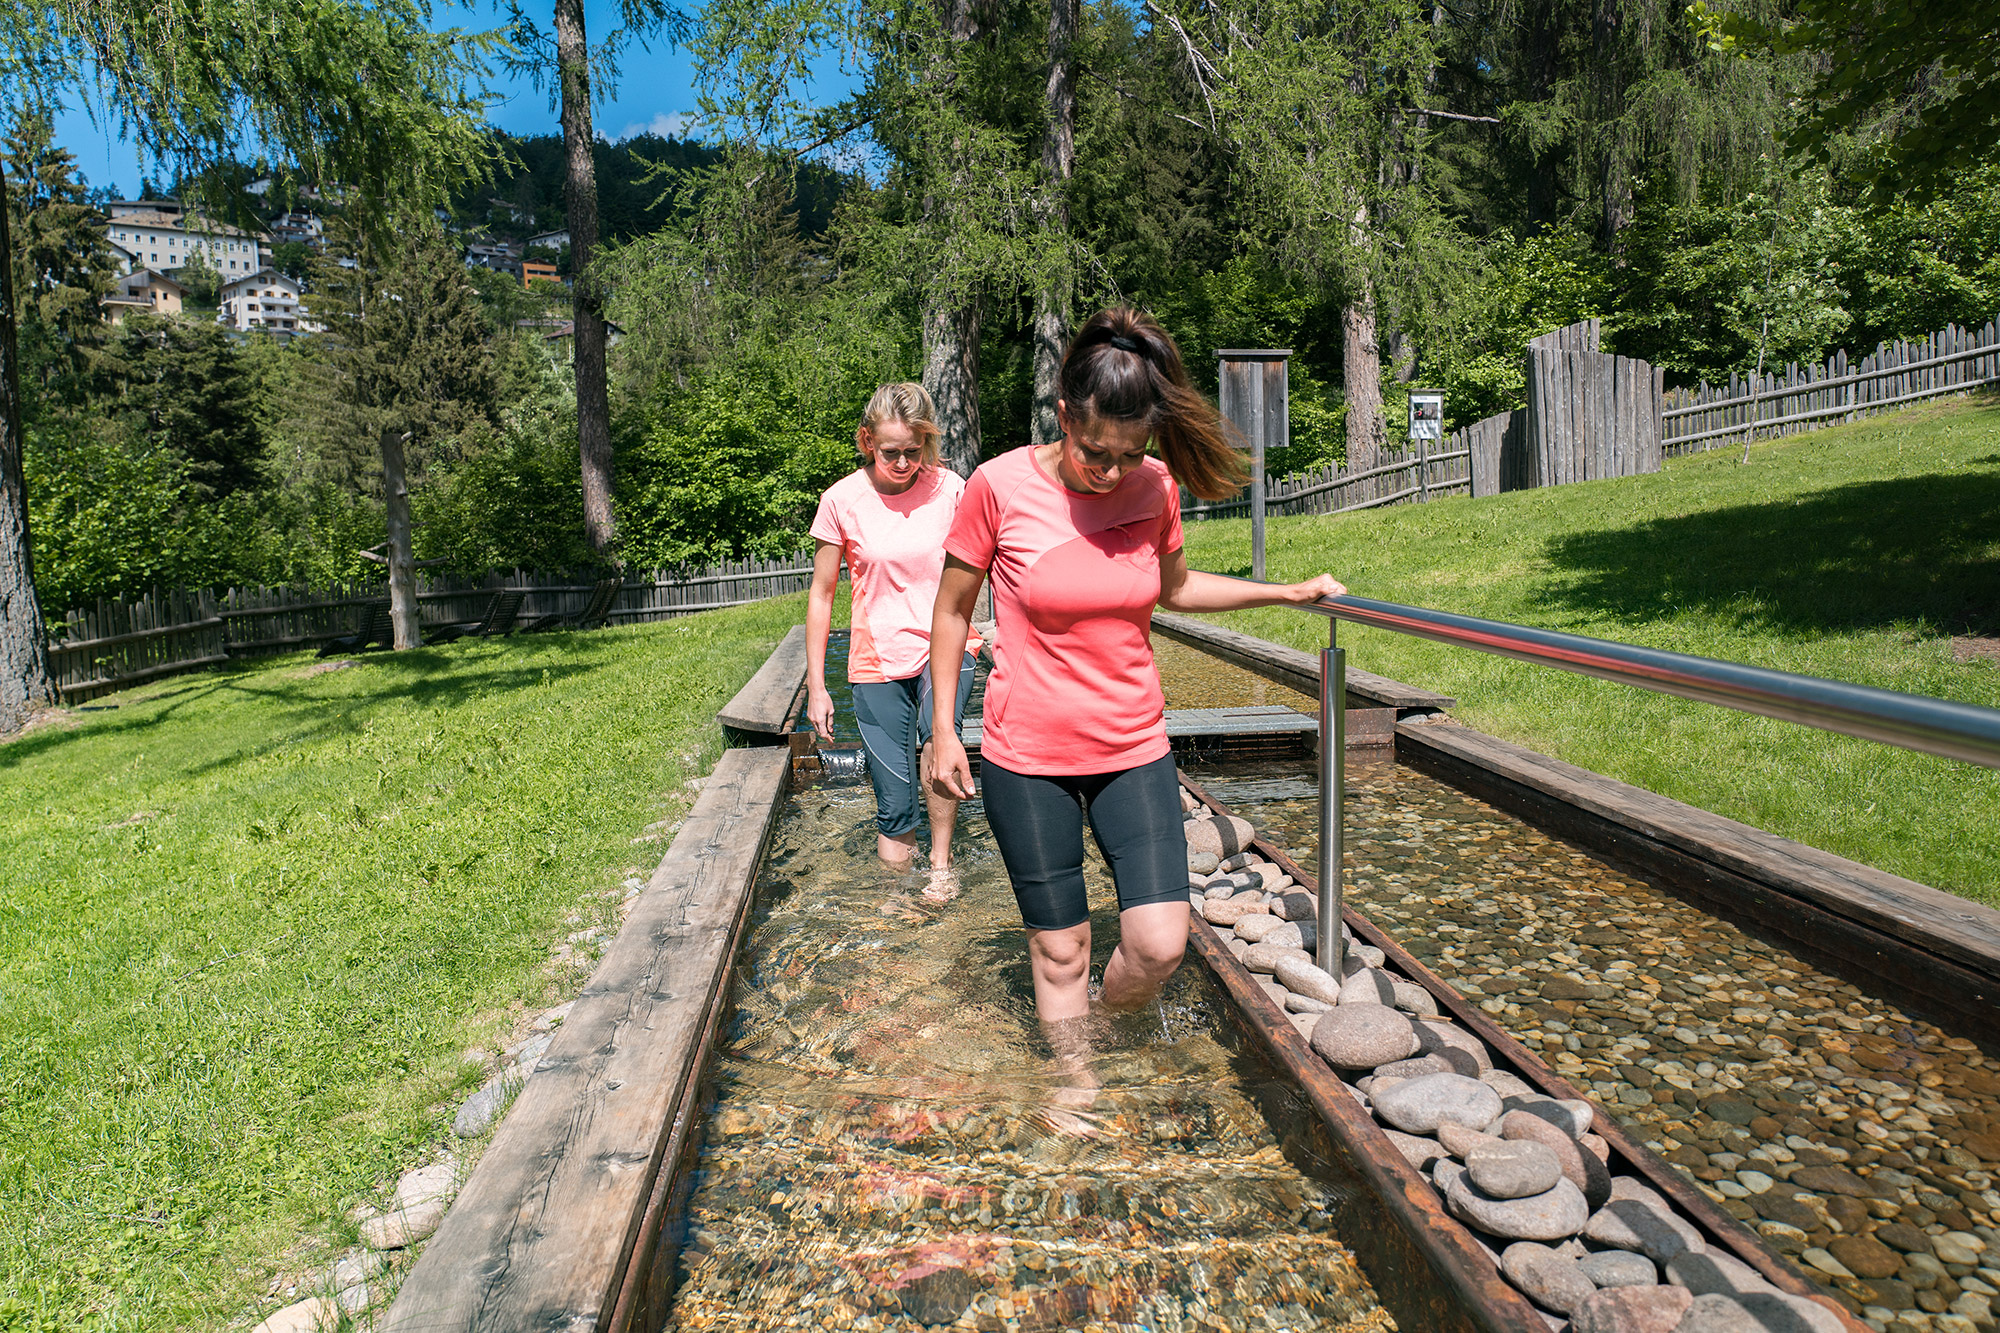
[
  {"x1": 380, "y1": 747, "x2": 791, "y2": 1333},
  {"x1": 715, "y1": 625, "x2": 810, "y2": 734}
]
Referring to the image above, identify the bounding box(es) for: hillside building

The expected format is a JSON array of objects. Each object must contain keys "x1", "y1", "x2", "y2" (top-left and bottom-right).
[
  {"x1": 218, "y1": 269, "x2": 314, "y2": 336},
  {"x1": 104, "y1": 207, "x2": 270, "y2": 278},
  {"x1": 102, "y1": 270, "x2": 186, "y2": 323}
]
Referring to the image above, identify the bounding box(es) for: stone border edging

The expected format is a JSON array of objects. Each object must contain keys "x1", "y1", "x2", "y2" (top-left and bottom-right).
[
  {"x1": 378, "y1": 745, "x2": 791, "y2": 1333},
  {"x1": 1179, "y1": 771, "x2": 1868, "y2": 1333}
]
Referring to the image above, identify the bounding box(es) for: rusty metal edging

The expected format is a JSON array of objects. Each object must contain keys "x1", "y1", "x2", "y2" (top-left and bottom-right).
[{"x1": 1176, "y1": 770, "x2": 1867, "y2": 1333}]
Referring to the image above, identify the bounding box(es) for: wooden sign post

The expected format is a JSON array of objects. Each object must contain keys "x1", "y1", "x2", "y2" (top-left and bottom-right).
[
  {"x1": 1407, "y1": 389, "x2": 1443, "y2": 504},
  {"x1": 1217, "y1": 349, "x2": 1290, "y2": 583}
]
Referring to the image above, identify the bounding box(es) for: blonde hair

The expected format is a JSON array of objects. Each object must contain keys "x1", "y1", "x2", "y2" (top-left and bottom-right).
[{"x1": 856, "y1": 382, "x2": 942, "y2": 468}]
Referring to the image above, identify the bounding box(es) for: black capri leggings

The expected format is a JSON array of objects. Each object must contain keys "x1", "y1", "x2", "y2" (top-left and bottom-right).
[{"x1": 979, "y1": 752, "x2": 1190, "y2": 932}]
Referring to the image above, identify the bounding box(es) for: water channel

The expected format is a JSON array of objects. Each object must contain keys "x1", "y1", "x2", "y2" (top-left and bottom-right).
[{"x1": 659, "y1": 635, "x2": 2000, "y2": 1333}]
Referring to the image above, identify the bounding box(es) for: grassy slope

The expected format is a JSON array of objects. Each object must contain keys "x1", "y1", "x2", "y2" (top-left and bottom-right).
[
  {"x1": 1182, "y1": 397, "x2": 2000, "y2": 905},
  {"x1": 0, "y1": 596, "x2": 804, "y2": 1331}
]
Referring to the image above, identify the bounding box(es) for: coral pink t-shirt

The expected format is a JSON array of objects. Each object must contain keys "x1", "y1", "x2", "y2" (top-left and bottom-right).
[
  {"x1": 944, "y1": 446, "x2": 1183, "y2": 775},
  {"x1": 811, "y1": 465, "x2": 972, "y2": 683}
]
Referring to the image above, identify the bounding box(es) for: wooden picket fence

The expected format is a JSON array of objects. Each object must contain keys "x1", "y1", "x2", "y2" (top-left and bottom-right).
[
  {"x1": 1182, "y1": 438, "x2": 1473, "y2": 522},
  {"x1": 1663, "y1": 319, "x2": 2000, "y2": 454},
  {"x1": 48, "y1": 553, "x2": 816, "y2": 701}
]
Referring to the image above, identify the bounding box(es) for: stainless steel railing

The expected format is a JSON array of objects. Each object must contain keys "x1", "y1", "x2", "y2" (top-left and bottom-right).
[{"x1": 1299, "y1": 593, "x2": 2000, "y2": 978}]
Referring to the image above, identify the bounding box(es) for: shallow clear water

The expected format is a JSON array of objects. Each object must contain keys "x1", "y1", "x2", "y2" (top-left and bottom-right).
[{"x1": 662, "y1": 784, "x2": 1394, "y2": 1333}]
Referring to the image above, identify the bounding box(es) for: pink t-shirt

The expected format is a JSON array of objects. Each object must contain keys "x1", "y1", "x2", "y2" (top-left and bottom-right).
[
  {"x1": 944, "y1": 446, "x2": 1183, "y2": 775},
  {"x1": 811, "y1": 465, "x2": 969, "y2": 683}
]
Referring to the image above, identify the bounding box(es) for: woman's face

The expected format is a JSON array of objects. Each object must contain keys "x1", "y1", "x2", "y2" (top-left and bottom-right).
[
  {"x1": 862, "y1": 420, "x2": 924, "y2": 492},
  {"x1": 1055, "y1": 403, "x2": 1150, "y2": 494}
]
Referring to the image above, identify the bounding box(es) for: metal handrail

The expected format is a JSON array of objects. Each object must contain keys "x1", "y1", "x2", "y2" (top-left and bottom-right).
[{"x1": 1299, "y1": 592, "x2": 2000, "y2": 978}]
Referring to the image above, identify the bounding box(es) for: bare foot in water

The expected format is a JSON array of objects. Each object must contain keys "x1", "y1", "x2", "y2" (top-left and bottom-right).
[
  {"x1": 1040, "y1": 1014, "x2": 1104, "y2": 1136},
  {"x1": 921, "y1": 865, "x2": 960, "y2": 905}
]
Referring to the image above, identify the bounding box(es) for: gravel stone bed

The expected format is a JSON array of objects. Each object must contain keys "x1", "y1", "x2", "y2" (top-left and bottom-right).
[{"x1": 1192, "y1": 758, "x2": 2000, "y2": 1333}]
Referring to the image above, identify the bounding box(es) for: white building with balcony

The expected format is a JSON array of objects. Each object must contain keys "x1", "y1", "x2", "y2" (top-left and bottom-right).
[
  {"x1": 103, "y1": 207, "x2": 270, "y2": 279},
  {"x1": 218, "y1": 269, "x2": 315, "y2": 336}
]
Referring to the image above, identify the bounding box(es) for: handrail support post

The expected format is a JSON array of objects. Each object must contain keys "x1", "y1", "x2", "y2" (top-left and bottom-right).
[{"x1": 1317, "y1": 619, "x2": 1346, "y2": 977}]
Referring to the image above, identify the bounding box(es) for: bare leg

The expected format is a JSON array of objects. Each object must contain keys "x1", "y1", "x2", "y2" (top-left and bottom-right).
[
  {"x1": 1025, "y1": 922, "x2": 1094, "y2": 1022},
  {"x1": 1099, "y1": 901, "x2": 1190, "y2": 1011},
  {"x1": 877, "y1": 830, "x2": 917, "y2": 865},
  {"x1": 1029, "y1": 924, "x2": 1102, "y2": 1133},
  {"x1": 921, "y1": 739, "x2": 959, "y2": 867}
]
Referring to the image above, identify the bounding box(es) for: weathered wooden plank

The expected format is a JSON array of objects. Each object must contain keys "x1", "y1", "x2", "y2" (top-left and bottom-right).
[
  {"x1": 715, "y1": 624, "x2": 809, "y2": 736},
  {"x1": 380, "y1": 746, "x2": 791, "y2": 1333},
  {"x1": 1395, "y1": 720, "x2": 2000, "y2": 996},
  {"x1": 1150, "y1": 611, "x2": 1456, "y2": 709}
]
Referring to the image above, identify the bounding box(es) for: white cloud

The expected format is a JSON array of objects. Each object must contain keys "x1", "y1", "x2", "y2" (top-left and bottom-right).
[{"x1": 617, "y1": 112, "x2": 695, "y2": 142}]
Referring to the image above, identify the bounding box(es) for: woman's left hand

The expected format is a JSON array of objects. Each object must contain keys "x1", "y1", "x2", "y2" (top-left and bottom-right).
[{"x1": 1278, "y1": 573, "x2": 1347, "y2": 604}]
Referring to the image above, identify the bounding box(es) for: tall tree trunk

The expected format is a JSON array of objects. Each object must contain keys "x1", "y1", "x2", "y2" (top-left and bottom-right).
[
  {"x1": 556, "y1": 0, "x2": 615, "y2": 557},
  {"x1": 380, "y1": 428, "x2": 421, "y2": 650},
  {"x1": 923, "y1": 299, "x2": 982, "y2": 478},
  {"x1": 1342, "y1": 202, "x2": 1385, "y2": 473},
  {"x1": 1029, "y1": 0, "x2": 1078, "y2": 447},
  {"x1": 0, "y1": 159, "x2": 53, "y2": 726}
]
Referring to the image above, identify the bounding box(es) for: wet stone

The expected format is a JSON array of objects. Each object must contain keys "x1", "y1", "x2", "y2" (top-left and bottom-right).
[
  {"x1": 1446, "y1": 1174, "x2": 1591, "y2": 1241},
  {"x1": 1243, "y1": 941, "x2": 1310, "y2": 974},
  {"x1": 1309, "y1": 1003, "x2": 1421, "y2": 1069},
  {"x1": 1374, "y1": 1072, "x2": 1505, "y2": 1135},
  {"x1": 1274, "y1": 954, "x2": 1343, "y2": 1005},
  {"x1": 1468, "y1": 1139, "x2": 1566, "y2": 1199},
  {"x1": 1584, "y1": 1198, "x2": 1706, "y2": 1265},
  {"x1": 1502, "y1": 1241, "x2": 1600, "y2": 1315},
  {"x1": 1577, "y1": 1250, "x2": 1657, "y2": 1288},
  {"x1": 1827, "y1": 1233, "x2": 1902, "y2": 1279},
  {"x1": 1570, "y1": 1283, "x2": 1692, "y2": 1333},
  {"x1": 898, "y1": 1268, "x2": 980, "y2": 1326}
]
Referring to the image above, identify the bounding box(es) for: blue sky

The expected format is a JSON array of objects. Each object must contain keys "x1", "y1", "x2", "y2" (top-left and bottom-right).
[{"x1": 54, "y1": 0, "x2": 724, "y2": 197}]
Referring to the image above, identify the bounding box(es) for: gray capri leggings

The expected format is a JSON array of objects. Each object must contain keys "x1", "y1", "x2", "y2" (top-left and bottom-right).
[{"x1": 851, "y1": 653, "x2": 976, "y2": 837}]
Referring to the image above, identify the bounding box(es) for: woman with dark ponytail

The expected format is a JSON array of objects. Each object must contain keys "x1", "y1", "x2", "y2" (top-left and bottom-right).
[{"x1": 927, "y1": 307, "x2": 1345, "y2": 1050}]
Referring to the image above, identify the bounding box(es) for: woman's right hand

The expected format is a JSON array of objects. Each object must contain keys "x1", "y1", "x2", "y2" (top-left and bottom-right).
[
  {"x1": 806, "y1": 684, "x2": 836, "y2": 743},
  {"x1": 930, "y1": 733, "x2": 976, "y2": 800}
]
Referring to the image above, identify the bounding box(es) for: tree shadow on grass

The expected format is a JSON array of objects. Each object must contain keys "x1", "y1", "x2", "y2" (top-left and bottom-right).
[
  {"x1": 1529, "y1": 467, "x2": 2000, "y2": 638},
  {"x1": 0, "y1": 642, "x2": 613, "y2": 774}
]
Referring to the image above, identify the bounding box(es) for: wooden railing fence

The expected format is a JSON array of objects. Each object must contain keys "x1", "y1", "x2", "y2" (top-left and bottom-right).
[
  {"x1": 48, "y1": 553, "x2": 815, "y2": 701},
  {"x1": 1182, "y1": 440, "x2": 1473, "y2": 521},
  {"x1": 1662, "y1": 318, "x2": 2000, "y2": 454}
]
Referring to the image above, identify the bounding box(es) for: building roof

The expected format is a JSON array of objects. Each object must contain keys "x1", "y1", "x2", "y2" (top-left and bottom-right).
[
  {"x1": 220, "y1": 268, "x2": 299, "y2": 294},
  {"x1": 124, "y1": 269, "x2": 186, "y2": 293}
]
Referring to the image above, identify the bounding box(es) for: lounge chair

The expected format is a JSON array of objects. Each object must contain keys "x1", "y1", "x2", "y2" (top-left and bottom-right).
[
  {"x1": 428, "y1": 589, "x2": 527, "y2": 644},
  {"x1": 318, "y1": 602, "x2": 394, "y2": 656},
  {"x1": 520, "y1": 576, "x2": 622, "y2": 634}
]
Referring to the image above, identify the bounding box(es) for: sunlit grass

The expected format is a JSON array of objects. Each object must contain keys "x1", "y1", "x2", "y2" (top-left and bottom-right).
[
  {"x1": 0, "y1": 595, "x2": 804, "y2": 1331},
  {"x1": 1183, "y1": 396, "x2": 2000, "y2": 903}
]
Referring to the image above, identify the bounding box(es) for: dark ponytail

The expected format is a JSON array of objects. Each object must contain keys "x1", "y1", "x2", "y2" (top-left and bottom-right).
[{"x1": 1058, "y1": 308, "x2": 1246, "y2": 501}]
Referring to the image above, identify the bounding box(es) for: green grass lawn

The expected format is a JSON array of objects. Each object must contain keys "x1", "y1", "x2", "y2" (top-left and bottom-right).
[
  {"x1": 0, "y1": 596, "x2": 804, "y2": 1331},
  {"x1": 1183, "y1": 395, "x2": 2000, "y2": 906}
]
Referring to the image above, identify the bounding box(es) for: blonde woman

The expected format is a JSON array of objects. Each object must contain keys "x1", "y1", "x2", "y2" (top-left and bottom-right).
[{"x1": 805, "y1": 383, "x2": 981, "y2": 873}]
